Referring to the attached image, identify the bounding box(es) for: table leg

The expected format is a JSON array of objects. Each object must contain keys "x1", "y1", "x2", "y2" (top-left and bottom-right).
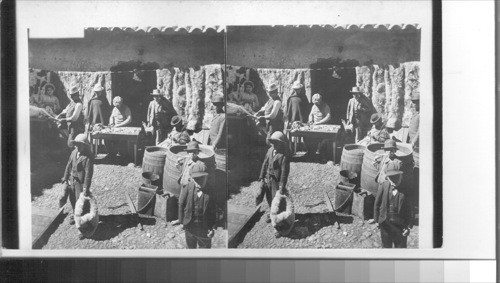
[
  {"x1": 332, "y1": 139, "x2": 336, "y2": 164},
  {"x1": 134, "y1": 143, "x2": 138, "y2": 165}
]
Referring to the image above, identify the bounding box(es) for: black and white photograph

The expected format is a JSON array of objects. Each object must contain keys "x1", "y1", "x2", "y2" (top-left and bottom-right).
[
  {"x1": 28, "y1": 26, "x2": 227, "y2": 249},
  {"x1": 226, "y1": 25, "x2": 422, "y2": 249}
]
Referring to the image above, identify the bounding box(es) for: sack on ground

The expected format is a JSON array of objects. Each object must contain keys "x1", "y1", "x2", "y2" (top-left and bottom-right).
[
  {"x1": 270, "y1": 190, "x2": 295, "y2": 236},
  {"x1": 74, "y1": 192, "x2": 99, "y2": 238}
]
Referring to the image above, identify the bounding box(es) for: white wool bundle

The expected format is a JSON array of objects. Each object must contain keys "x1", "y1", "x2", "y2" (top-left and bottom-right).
[
  {"x1": 74, "y1": 192, "x2": 99, "y2": 238},
  {"x1": 270, "y1": 190, "x2": 295, "y2": 236}
]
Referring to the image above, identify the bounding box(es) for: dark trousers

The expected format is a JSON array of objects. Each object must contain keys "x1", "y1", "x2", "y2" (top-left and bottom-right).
[
  {"x1": 68, "y1": 177, "x2": 83, "y2": 214},
  {"x1": 184, "y1": 224, "x2": 211, "y2": 249},
  {"x1": 380, "y1": 221, "x2": 407, "y2": 248},
  {"x1": 258, "y1": 180, "x2": 278, "y2": 207}
]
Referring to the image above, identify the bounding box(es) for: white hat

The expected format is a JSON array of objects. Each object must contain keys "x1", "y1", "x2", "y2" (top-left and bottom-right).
[
  {"x1": 93, "y1": 84, "x2": 104, "y2": 92},
  {"x1": 267, "y1": 83, "x2": 278, "y2": 92},
  {"x1": 291, "y1": 81, "x2": 303, "y2": 90}
]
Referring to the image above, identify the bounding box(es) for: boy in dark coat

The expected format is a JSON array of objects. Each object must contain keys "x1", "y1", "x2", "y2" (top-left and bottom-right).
[
  {"x1": 178, "y1": 163, "x2": 217, "y2": 249},
  {"x1": 374, "y1": 168, "x2": 414, "y2": 248},
  {"x1": 256, "y1": 131, "x2": 290, "y2": 223},
  {"x1": 61, "y1": 134, "x2": 94, "y2": 226}
]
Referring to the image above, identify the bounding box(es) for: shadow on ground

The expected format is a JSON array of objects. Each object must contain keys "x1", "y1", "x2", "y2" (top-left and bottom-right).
[
  {"x1": 286, "y1": 212, "x2": 353, "y2": 240},
  {"x1": 90, "y1": 214, "x2": 156, "y2": 241}
]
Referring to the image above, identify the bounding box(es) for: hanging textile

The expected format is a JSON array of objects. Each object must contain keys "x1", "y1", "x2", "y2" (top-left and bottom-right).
[
  {"x1": 156, "y1": 68, "x2": 173, "y2": 100},
  {"x1": 371, "y1": 65, "x2": 386, "y2": 115},
  {"x1": 403, "y1": 62, "x2": 420, "y2": 127}
]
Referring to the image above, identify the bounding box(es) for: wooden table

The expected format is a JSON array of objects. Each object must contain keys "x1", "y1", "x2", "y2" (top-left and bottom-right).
[
  {"x1": 91, "y1": 126, "x2": 141, "y2": 165},
  {"x1": 289, "y1": 124, "x2": 343, "y2": 163}
]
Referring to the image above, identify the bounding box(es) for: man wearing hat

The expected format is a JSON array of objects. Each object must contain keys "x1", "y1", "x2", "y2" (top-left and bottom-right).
[
  {"x1": 147, "y1": 89, "x2": 176, "y2": 145},
  {"x1": 61, "y1": 133, "x2": 94, "y2": 227},
  {"x1": 208, "y1": 95, "x2": 226, "y2": 150},
  {"x1": 178, "y1": 162, "x2": 217, "y2": 248},
  {"x1": 407, "y1": 94, "x2": 420, "y2": 149},
  {"x1": 346, "y1": 86, "x2": 375, "y2": 143},
  {"x1": 162, "y1": 115, "x2": 190, "y2": 147},
  {"x1": 374, "y1": 139, "x2": 403, "y2": 184},
  {"x1": 254, "y1": 83, "x2": 284, "y2": 144},
  {"x1": 171, "y1": 140, "x2": 206, "y2": 225},
  {"x1": 374, "y1": 166, "x2": 414, "y2": 248},
  {"x1": 57, "y1": 85, "x2": 85, "y2": 148},
  {"x1": 256, "y1": 131, "x2": 291, "y2": 224},
  {"x1": 241, "y1": 80, "x2": 259, "y2": 113},
  {"x1": 362, "y1": 113, "x2": 390, "y2": 145}
]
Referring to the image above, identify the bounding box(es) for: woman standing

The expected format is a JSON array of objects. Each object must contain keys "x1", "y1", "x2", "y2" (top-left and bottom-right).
[
  {"x1": 254, "y1": 83, "x2": 284, "y2": 144},
  {"x1": 39, "y1": 83, "x2": 60, "y2": 116},
  {"x1": 85, "y1": 84, "x2": 110, "y2": 128}
]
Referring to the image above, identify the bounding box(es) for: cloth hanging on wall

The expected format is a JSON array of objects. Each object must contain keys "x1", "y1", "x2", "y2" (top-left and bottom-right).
[
  {"x1": 388, "y1": 64, "x2": 405, "y2": 122},
  {"x1": 203, "y1": 64, "x2": 224, "y2": 129},
  {"x1": 156, "y1": 68, "x2": 173, "y2": 100},
  {"x1": 172, "y1": 67, "x2": 187, "y2": 118},
  {"x1": 371, "y1": 65, "x2": 386, "y2": 115},
  {"x1": 185, "y1": 66, "x2": 205, "y2": 131},
  {"x1": 403, "y1": 62, "x2": 419, "y2": 127},
  {"x1": 384, "y1": 67, "x2": 393, "y2": 116},
  {"x1": 355, "y1": 66, "x2": 372, "y2": 99}
]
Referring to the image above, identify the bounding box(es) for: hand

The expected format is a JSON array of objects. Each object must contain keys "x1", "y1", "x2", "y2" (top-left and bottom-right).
[
  {"x1": 402, "y1": 228, "x2": 410, "y2": 237},
  {"x1": 61, "y1": 178, "x2": 68, "y2": 184},
  {"x1": 375, "y1": 223, "x2": 379, "y2": 229},
  {"x1": 207, "y1": 229, "x2": 215, "y2": 238},
  {"x1": 171, "y1": 219, "x2": 181, "y2": 225}
]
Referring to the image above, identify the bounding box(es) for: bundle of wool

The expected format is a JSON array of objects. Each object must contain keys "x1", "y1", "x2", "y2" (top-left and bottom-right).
[
  {"x1": 387, "y1": 64, "x2": 405, "y2": 123},
  {"x1": 303, "y1": 69, "x2": 312, "y2": 103},
  {"x1": 186, "y1": 67, "x2": 205, "y2": 131},
  {"x1": 203, "y1": 64, "x2": 224, "y2": 129},
  {"x1": 156, "y1": 68, "x2": 173, "y2": 100},
  {"x1": 383, "y1": 67, "x2": 392, "y2": 116},
  {"x1": 356, "y1": 66, "x2": 372, "y2": 98},
  {"x1": 57, "y1": 71, "x2": 112, "y2": 110},
  {"x1": 74, "y1": 192, "x2": 99, "y2": 238},
  {"x1": 173, "y1": 67, "x2": 187, "y2": 117},
  {"x1": 403, "y1": 62, "x2": 420, "y2": 127},
  {"x1": 371, "y1": 65, "x2": 386, "y2": 115},
  {"x1": 270, "y1": 190, "x2": 295, "y2": 237}
]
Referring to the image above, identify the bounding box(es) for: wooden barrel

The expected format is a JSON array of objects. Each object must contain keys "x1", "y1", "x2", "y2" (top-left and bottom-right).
[
  {"x1": 142, "y1": 147, "x2": 168, "y2": 178},
  {"x1": 340, "y1": 144, "x2": 365, "y2": 175},
  {"x1": 360, "y1": 143, "x2": 385, "y2": 195},
  {"x1": 163, "y1": 144, "x2": 216, "y2": 197},
  {"x1": 215, "y1": 148, "x2": 226, "y2": 172}
]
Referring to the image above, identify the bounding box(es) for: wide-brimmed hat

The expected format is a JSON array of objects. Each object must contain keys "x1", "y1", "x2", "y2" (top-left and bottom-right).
[
  {"x1": 350, "y1": 86, "x2": 362, "y2": 94},
  {"x1": 212, "y1": 95, "x2": 225, "y2": 104},
  {"x1": 370, "y1": 113, "x2": 382, "y2": 124},
  {"x1": 267, "y1": 83, "x2": 279, "y2": 93},
  {"x1": 71, "y1": 134, "x2": 90, "y2": 147},
  {"x1": 93, "y1": 84, "x2": 104, "y2": 92},
  {"x1": 383, "y1": 139, "x2": 397, "y2": 150},
  {"x1": 150, "y1": 89, "x2": 162, "y2": 96},
  {"x1": 268, "y1": 131, "x2": 286, "y2": 143},
  {"x1": 291, "y1": 81, "x2": 303, "y2": 90},
  {"x1": 191, "y1": 162, "x2": 209, "y2": 179},
  {"x1": 242, "y1": 80, "x2": 254, "y2": 89},
  {"x1": 186, "y1": 141, "x2": 200, "y2": 152},
  {"x1": 385, "y1": 117, "x2": 401, "y2": 129},
  {"x1": 68, "y1": 85, "x2": 80, "y2": 96},
  {"x1": 386, "y1": 169, "x2": 403, "y2": 177},
  {"x1": 171, "y1": 115, "x2": 183, "y2": 126}
]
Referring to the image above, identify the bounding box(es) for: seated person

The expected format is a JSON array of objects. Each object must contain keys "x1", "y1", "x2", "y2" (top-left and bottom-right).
[
  {"x1": 304, "y1": 93, "x2": 331, "y2": 157},
  {"x1": 106, "y1": 96, "x2": 132, "y2": 158},
  {"x1": 358, "y1": 113, "x2": 390, "y2": 145},
  {"x1": 160, "y1": 115, "x2": 190, "y2": 147},
  {"x1": 240, "y1": 81, "x2": 259, "y2": 114},
  {"x1": 39, "y1": 83, "x2": 60, "y2": 116}
]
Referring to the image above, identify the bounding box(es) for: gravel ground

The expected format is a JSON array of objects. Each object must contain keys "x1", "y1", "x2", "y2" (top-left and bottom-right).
[
  {"x1": 228, "y1": 147, "x2": 419, "y2": 249},
  {"x1": 31, "y1": 150, "x2": 226, "y2": 249}
]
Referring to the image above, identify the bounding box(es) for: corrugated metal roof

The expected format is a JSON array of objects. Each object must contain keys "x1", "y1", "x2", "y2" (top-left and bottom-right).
[
  {"x1": 86, "y1": 26, "x2": 225, "y2": 34},
  {"x1": 86, "y1": 24, "x2": 419, "y2": 34}
]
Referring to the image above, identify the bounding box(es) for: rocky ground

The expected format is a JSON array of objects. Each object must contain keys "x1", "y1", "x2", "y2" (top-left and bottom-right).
[
  {"x1": 31, "y1": 146, "x2": 226, "y2": 249},
  {"x1": 227, "y1": 146, "x2": 419, "y2": 249}
]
